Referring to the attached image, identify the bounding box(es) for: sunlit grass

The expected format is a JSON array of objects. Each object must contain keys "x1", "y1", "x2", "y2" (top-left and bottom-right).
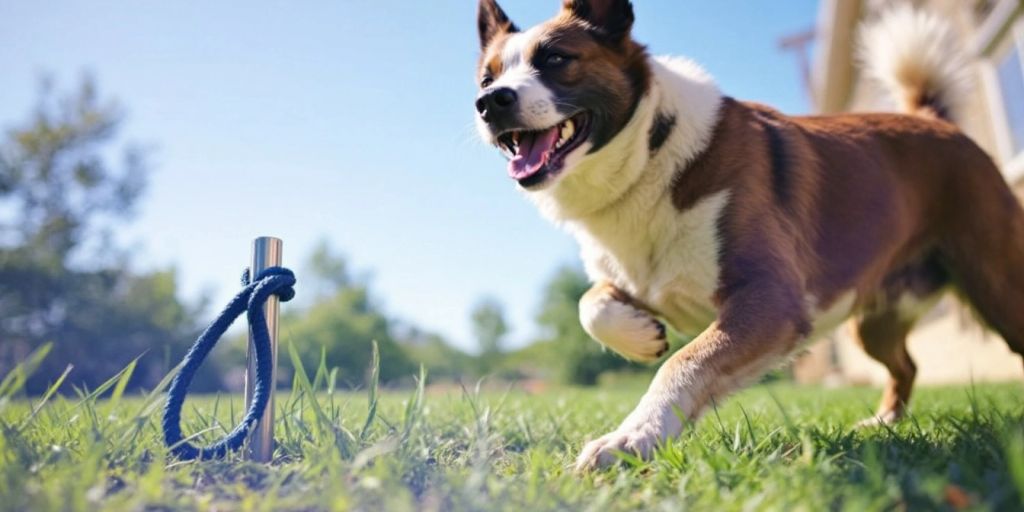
[{"x1": 2, "y1": 344, "x2": 1024, "y2": 511}]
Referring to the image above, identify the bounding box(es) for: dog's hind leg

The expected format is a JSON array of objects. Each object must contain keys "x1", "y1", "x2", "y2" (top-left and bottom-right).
[
  {"x1": 940, "y1": 161, "x2": 1024, "y2": 357},
  {"x1": 579, "y1": 282, "x2": 669, "y2": 363},
  {"x1": 944, "y1": 236, "x2": 1024, "y2": 354},
  {"x1": 852, "y1": 298, "x2": 945, "y2": 427},
  {"x1": 854, "y1": 259, "x2": 947, "y2": 427},
  {"x1": 853, "y1": 309, "x2": 917, "y2": 427}
]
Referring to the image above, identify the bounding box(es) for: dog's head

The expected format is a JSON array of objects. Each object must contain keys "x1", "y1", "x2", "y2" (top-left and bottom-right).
[{"x1": 475, "y1": 0, "x2": 650, "y2": 190}]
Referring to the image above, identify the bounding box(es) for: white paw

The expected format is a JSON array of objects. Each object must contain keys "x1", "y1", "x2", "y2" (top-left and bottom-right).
[
  {"x1": 580, "y1": 298, "x2": 668, "y2": 363},
  {"x1": 574, "y1": 424, "x2": 664, "y2": 472},
  {"x1": 856, "y1": 409, "x2": 903, "y2": 428}
]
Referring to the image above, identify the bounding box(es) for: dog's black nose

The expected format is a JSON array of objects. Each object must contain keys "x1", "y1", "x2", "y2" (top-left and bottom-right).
[{"x1": 476, "y1": 88, "x2": 518, "y2": 119}]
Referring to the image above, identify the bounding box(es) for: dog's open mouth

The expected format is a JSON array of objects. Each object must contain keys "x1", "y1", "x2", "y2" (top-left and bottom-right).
[{"x1": 498, "y1": 112, "x2": 591, "y2": 188}]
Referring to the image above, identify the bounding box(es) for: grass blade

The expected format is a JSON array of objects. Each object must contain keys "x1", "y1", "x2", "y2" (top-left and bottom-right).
[
  {"x1": 286, "y1": 341, "x2": 332, "y2": 433},
  {"x1": 74, "y1": 355, "x2": 140, "y2": 409},
  {"x1": 0, "y1": 342, "x2": 53, "y2": 400},
  {"x1": 401, "y1": 364, "x2": 427, "y2": 443},
  {"x1": 359, "y1": 340, "x2": 380, "y2": 441},
  {"x1": 106, "y1": 358, "x2": 138, "y2": 412},
  {"x1": 17, "y1": 364, "x2": 73, "y2": 430}
]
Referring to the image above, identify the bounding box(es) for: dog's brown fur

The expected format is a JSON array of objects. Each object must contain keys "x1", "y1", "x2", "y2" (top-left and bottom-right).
[{"x1": 669, "y1": 95, "x2": 1024, "y2": 419}]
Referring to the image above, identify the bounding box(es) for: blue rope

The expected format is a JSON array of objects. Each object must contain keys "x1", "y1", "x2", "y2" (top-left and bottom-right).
[{"x1": 161, "y1": 266, "x2": 296, "y2": 460}]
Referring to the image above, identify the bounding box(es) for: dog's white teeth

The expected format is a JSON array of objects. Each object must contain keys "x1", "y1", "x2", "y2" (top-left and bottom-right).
[{"x1": 558, "y1": 120, "x2": 575, "y2": 148}]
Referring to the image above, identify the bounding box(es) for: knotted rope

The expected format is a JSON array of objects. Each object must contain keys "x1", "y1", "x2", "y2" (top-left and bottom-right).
[{"x1": 161, "y1": 267, "x2": 295, "y2": 460}]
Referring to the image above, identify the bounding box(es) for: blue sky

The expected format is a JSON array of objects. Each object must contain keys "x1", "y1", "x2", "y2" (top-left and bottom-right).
[{"x1": 0, "y1": 0, "x2": 819, "y2": 352}]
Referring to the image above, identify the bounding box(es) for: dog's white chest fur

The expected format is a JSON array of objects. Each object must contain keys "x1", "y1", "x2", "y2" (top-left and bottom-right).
[
  {"x1": 572, "y1": 191, "x2": 727, "y2": 336},
  {"x1": 528, "y1": 56, "x2": 727, "y2": 337}
]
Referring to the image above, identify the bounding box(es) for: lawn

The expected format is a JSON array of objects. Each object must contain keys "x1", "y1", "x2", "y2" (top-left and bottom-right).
[{"x1": 3, "y1": 352, "x2": 1024, "y2": 511}]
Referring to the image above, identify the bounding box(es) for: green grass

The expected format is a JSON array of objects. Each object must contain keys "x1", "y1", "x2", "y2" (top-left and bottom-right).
[{"x1": 3, "y1": 348, "x2": 1024, "y2": 511}]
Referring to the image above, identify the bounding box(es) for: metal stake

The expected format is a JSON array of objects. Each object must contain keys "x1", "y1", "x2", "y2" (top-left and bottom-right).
[{"x1": 244, "y1": 236, "x2": 283, "y2": 462}]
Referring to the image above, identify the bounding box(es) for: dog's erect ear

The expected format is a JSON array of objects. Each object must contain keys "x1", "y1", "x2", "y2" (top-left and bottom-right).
[
  {"x1": 562, "y1": 0, "x2": 635, "y2": 42},
  {"x1": 478, "y1": 0, "x2": 518, "y2": 50}
]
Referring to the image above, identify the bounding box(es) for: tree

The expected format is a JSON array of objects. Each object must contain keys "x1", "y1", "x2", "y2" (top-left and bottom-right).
[
  {"x1": 533, "y1": 266, "x2": 631, "y2": 385},
  {"x1": 277, "y1": 243, "x2": 415, "y2": 387},
  {"x1": 0, "y1": 77, "x2": 145, "y2": 261},
  {"x1": 392, "y1": 325, "x2": 476, "y2": 381},
  {"x1": 0, "y1": 77, "x2": 206, "y2": 394},
  {"x1": 305, "y1": 239, "x2": 351, "y2": 300},
  {"x1": 470, "y1": 296, "x2": 508, "y2": 372}
]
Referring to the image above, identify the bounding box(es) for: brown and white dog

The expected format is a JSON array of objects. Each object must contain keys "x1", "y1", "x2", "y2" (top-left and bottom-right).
[{"x1": 474, "y1": 0, "x2": 1024, "y2": 471}]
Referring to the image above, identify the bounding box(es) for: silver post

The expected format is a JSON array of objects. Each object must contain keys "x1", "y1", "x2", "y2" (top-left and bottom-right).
[{"x1": 244, "y1": 236, "x2": 283, "y2": 462}]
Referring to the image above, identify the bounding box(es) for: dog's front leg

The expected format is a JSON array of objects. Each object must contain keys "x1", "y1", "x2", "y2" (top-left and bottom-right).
[
  {"x1": 575, "y1": 289, "x2": 808, "y2": 471},
  {"x1": 578, "y1": 281, "x2": 670, "y2": 363}
]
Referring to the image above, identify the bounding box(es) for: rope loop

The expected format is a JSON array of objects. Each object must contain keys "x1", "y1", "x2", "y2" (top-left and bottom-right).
[{"x1": 161, "y1": 266, "x2": 295, "y2": 460}]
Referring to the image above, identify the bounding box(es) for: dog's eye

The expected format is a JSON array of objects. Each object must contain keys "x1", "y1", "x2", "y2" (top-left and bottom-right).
[
  {"x1": 545, "y1": 53, "x2": 568, "y2": 67},
  {"x1": 480, "y1": 76, "x2": 494, "y2": 88}
]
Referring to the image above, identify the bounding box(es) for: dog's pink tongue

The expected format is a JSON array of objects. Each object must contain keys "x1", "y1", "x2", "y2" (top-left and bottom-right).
[{"x1": 508, "y1": 127, "x2": 560, "y2": 180}]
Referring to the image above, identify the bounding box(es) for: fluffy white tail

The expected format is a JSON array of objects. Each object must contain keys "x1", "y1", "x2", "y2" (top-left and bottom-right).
[{"x1": 857, "y1": 4, "x2": 973, "y2": 122}]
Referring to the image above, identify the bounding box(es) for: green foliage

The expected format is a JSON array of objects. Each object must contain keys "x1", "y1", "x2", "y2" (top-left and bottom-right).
[
  {"x1": 469, "y1": 296, "x2": 508, "y2": 373},
  {"x1": 281, "y1": 284, "x2": 415, "y2": 387},
  {"x1": 3, "y1": 347, "x2": 1024, "y2": 510},
  {"x1": 0, "y1": 78, "x2": 204, "y2": 394},
  {"x1": 531, "y1": 266, "x2": 631, "y2": 385},
  {"x1": 0, "y1": 77, "x2": 144, "y2": 259},
  {"x1": 399, "y1": 329, "x2": 476, "y2": 381},
  {"x1": 304, "y1": 239, "x2": 353, "y2": 299},
  {"x1": 273, "y1": 241, "x2": 464, "y2": 388}
]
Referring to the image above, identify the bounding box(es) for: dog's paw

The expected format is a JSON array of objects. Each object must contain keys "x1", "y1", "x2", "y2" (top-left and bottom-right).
[
  {"x1": 580, "y1": 297, "x2": 669, "y2": 363},
  {"x1": 855, "y1": 410, "x2": 903, "y2": 428},
  {"x1": 574, "y1": 425, "x2": 663, "y2": 472}
]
